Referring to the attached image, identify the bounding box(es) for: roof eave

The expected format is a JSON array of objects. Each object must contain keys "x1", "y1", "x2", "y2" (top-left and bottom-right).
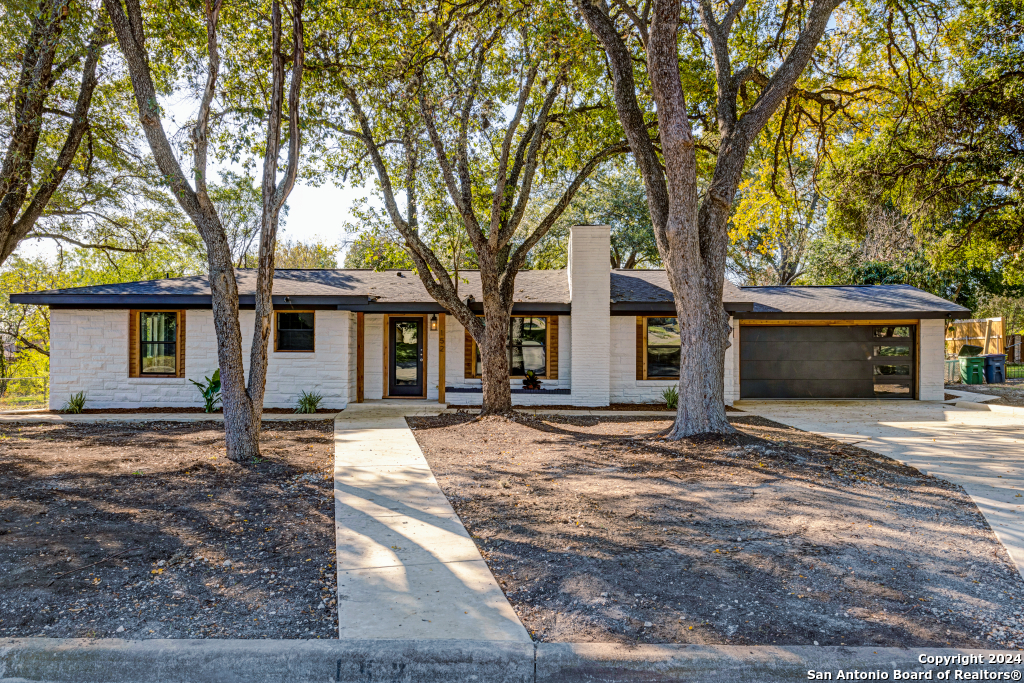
[{"x1": 734, "y1": 310, "x2": 968, "y2": 320}]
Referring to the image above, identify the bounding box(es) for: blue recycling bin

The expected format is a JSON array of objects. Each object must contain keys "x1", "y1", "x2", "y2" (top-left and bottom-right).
[{"x1": 982, "y1": 354, "x2": 1006, "y2": 384}]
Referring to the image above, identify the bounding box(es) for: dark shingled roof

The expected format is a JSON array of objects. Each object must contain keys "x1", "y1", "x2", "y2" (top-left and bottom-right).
[
  {"x1": 11, "y1": 268, "x2": 969, "y2": 316},
  {"x1": 610, "y1": 270, "x2": 746, "y2": 303},
  {"x1": 609, "y1": 270, "x2": 967, "y2": 316},
  {"x1": 16, "y1": 269, "x2": 570, "y2": 303},
  {"x1": 740, "y1": 284, "x2": 969, "y2": 315}
]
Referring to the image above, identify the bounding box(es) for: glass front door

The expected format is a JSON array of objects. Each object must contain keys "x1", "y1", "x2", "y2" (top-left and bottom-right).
[{"x1": 388, "y1": 317, "x2": 423, "y2": 397}]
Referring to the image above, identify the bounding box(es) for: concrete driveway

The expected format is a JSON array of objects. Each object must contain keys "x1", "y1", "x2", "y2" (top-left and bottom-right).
[{"x1": 737, "y1": 400, "x2": 1024, "y2": 579}]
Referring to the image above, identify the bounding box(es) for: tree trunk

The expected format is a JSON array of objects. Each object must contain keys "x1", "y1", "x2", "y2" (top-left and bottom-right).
[
  {"x1": 666, "y1": 253, "x2": 732, "y2": 437},
  {"x1": 479, "y1": 299, "x2": 512, "y2": 415},
  {"x1": 204, "y1": 225, "x2": 261, "y2": 460}
]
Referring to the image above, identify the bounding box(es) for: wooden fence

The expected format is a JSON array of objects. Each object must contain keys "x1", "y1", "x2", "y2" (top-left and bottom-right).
[{"x1": 945, "y1": 317, "x2": 1005, "y2": 356}]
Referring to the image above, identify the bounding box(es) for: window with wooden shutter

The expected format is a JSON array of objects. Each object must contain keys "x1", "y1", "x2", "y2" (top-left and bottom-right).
[
  {"x1": 548, "y1": 316, "x2": 558, "y2": 379},
  {"x1": 130, "y1": 310, "x2": 185, "y2": 378},
  {"x1": 465, "y1": 316, "x2": 552, "y2": 378},
  {"x1": 177, "y1": 311, "x2": 186, "y2": 378},
  {"x1": 128, "y1": 310, "x2": 139, "y2": 378},
  {"x1": 464, "y1": 328, "x2": 474, "y2": 378},
  {"x1": 635, "y1": 317, "x2": 644, "y2": 380}
]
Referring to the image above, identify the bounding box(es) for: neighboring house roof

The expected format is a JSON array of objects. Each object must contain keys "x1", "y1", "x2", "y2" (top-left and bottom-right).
[{"x1": 9, "y1": 269, "x2": 968, "y2": 318}]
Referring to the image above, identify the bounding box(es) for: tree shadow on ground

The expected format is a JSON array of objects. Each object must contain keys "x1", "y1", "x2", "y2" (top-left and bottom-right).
[
  {"x1": 409, "y1": 413, "x2": 1024, "y2": 648},
  {"x1": 0, "y1": 419, "x2": 338, "y2": 640}
]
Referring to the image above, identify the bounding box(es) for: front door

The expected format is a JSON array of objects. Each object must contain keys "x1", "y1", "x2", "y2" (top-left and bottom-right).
[{"x1": 388, "y1": 317, "x2": 424, "y2": 397}]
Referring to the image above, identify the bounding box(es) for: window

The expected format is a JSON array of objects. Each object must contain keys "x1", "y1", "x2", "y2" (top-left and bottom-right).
[
  {"x1": 639, "y1": 317, "x2": 680, "y2": 379},
  {"x1": 874, "y1": 345, "x2": 910, "y2": 357},
  {"x1": 874, "y1": 364, "x2": 911, "y2": 376},
  {"x1": 275, "y1": 311, "x2": 315, "y2": 352},
  {"x1": 140, "y1": 311, "x2": 178, "y2": 375},
  {"x1": 874, "y1": 326, "x2": 912, "y2": 338},
  {"x1": 469, "y1": 316, "x2": 555, "y2": 378}
]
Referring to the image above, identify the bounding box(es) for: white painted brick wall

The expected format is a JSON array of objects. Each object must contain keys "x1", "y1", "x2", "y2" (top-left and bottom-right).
[
  {"x1": 725, "y1": 318, "x2": 739, "y2": 405},
  {"x1": 348, "y1": 312, "x2": 358, "y2": 397},
  {"x1": 363, "y1": 314, "x2": 384, "y2": 400},
  {"x1": 568, "y1": 225, "x2": 611, "y2": 406},
  {"x1": 609, "y1": 316, "x2": 673, "y2": 404},
  {"x1": 49, "y1": 308, "x2": 352, "y2": 410},
  {"x1": 919, "y1": 318, "x2": 945, "y2": 401},
  {"x1": 426, "y1": 321, "x2": 439, "y2": 400}
]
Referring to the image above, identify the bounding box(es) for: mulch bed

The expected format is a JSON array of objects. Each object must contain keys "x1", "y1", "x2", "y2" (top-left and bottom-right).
[
  {"x1": 0, "y1": 420, "x2": 338, "y2": 639},
  {"x1": 44, "y1": 407, "x2": 339, "y2": 414},
  {"x1": 410, "y1": 414, "x2": 1024, "y2": 648}
]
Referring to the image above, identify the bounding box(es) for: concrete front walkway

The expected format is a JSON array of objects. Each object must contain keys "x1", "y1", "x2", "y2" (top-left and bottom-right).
[
  {"x1": 333, "y1": 401, "x2": 530, "y2": 642},
  {"x1": 738, "y1": 400, "x2": 1024, "y2": 579}
]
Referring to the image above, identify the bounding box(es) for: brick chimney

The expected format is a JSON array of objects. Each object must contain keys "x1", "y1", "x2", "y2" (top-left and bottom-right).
[{"x1": 568, "y1": 225, "x2": 611, "y2": 406}]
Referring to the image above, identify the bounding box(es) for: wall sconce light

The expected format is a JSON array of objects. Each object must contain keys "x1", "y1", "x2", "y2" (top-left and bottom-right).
[{"x1": 430, "y1": 313, "x2": 438, "y2": 331}]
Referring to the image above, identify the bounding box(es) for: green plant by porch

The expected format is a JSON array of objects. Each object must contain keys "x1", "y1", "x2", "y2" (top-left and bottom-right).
[{"x1": 190, "y1": 369, "x2": 222, "y2": 413}]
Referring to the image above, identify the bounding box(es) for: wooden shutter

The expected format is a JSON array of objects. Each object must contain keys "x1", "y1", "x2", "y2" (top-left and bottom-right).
[
  {"x1": 356, "y1": 312, "x2": 364, "y2": 402},
  {"x1": 176, "y1": 310, "x2": 186, "y2": 378},
  {"x1": 464, "y1": 328, "x2": 475, "y2": 378},
  {"x1": 636, "y1": 316, "x2": 644, "y2": 380},
  {"x1": 128, "y1": 310, "x2": 139, "y2": 378},
  {"x1": 547, "y1": 316, "x2": 558, "y2": 379}
]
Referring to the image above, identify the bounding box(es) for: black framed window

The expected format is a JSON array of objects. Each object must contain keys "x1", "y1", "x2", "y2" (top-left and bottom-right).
[
  {"x1": 645, "y1": 317, "x2": 680, "y2": 379},
  {"x1": 874, "y1": 345, "x2": 910, "y2": 357},
  {"x1": 474, "y1": 316, "x2": 548, "y2": 377},
  {"x1": 140, "y1": 311, "x2": 177, "y2": 375},
  {"x1": 871, "y1": 326, "x2": 915, "y2": 397},
  {"x1": 276, "y1": 312, "x2": 315, "y2": 351},
  {"x1": 874, "y1": 326, "x2": 912, "y2": 338}
]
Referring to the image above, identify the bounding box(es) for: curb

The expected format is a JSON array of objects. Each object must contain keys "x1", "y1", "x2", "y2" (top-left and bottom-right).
[
  {"x1": 1, "y1": 639, "x2": 1019, "y2": 683},
  {"x1": 955, "y1": 401, "x2": 1024, "y2": 416}
]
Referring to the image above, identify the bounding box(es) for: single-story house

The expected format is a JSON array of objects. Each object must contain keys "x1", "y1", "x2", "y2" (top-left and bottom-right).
[{"x1": 11, "y1": 225, "x2": 969, "y2": 410}]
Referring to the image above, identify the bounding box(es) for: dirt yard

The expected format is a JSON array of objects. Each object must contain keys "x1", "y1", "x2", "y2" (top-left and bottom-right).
[
  {"x1": 948, "y1": 381, "x2": 1024, "y2": 406},
  {"x1": 410, "y1": 414, "x2": 1024, "y2": 649},
  {"x1": 0, "y1": 420, "x2": 338, "y2": 639}
]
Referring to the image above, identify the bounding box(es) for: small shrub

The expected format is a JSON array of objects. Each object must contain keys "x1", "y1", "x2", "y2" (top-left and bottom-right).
[
  {"x1": 522, "y1": 370, "x2": 542, "y2": 390},
  {"x1": 295, "y1": 389, "x2": 324, "y2": 414},
  {"x1": 62, "y1": 391, "x2": 87, "y2": 414},
  {"x1": 189, "y1": 369, "x2": 222, "y2": 413},
  {"x1": 661, "y1": 386, "x2": 678, "y2": 410}
]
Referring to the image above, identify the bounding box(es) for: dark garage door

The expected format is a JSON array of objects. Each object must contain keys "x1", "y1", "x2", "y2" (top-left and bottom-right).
[{"x1": 740, "y1": 325, "x2": 915, "y2": 399}]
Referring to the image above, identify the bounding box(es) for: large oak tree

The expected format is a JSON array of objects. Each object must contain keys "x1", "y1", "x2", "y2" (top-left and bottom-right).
[
  {"x1": 105, "y1": 0, "x2": 304, "y2": 460},
  {"x1": 314, "y1": 0, "x2": 625, "y2": 413},
  {"x1": 574, "y1": 0, "x2": 901, "y2": 436}
]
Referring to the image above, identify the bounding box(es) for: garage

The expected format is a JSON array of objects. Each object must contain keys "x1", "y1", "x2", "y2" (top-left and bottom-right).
[{"x1": 739, "y1": 324, "x2": 916, "y2": 399}]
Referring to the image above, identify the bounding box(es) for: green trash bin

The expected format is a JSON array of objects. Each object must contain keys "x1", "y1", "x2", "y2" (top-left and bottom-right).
[{"x1": 960, "y1": 356, "x2": 986, "y2": 384}]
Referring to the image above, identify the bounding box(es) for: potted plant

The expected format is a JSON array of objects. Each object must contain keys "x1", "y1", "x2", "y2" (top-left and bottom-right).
[{"x1": 522, "y1": 370, "x2": 542, "y2": 391}]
